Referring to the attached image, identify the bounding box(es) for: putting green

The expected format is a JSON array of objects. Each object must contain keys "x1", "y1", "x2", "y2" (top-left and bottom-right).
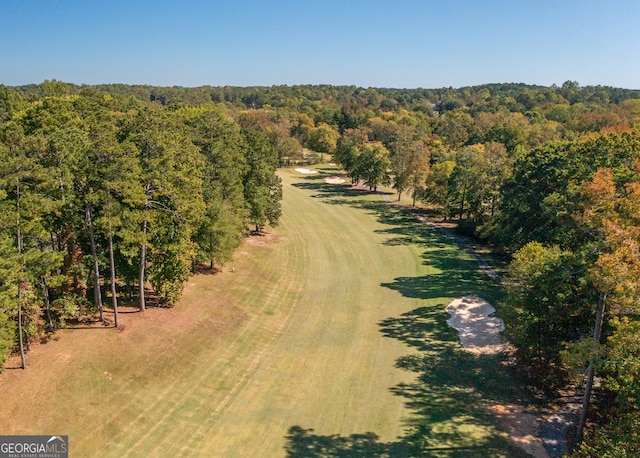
[{"x1": 0, "y1": 167, "x2": 523, "y2": 457}]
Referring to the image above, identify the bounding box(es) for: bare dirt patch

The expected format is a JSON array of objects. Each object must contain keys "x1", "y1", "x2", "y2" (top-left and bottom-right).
[
  {"x1": 0, "y1": 231, "x2": 276, "y2": 443},
  {"x1": 245, "y1": 231, "x2": 278, "y2": 246},
  {"x1": 491, "y1": 403, "x2": 550, "y2": 458}
]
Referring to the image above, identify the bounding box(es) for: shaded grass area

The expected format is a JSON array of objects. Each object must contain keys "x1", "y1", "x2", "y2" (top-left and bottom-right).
[
  {"x1": 1, "y1": 167, "x2": 532, "y2": 457},
  {"x1": 293, "y1": 176, "x2": 503, "y2": 305},
  {"x1": 286, "y1": 174, "x2": 530, "y2": 457}
]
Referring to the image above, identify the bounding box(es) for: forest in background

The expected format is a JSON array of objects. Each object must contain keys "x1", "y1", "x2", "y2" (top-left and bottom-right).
[{"x1": 2, "y1": 80, "x2": 640, "y2": 455}]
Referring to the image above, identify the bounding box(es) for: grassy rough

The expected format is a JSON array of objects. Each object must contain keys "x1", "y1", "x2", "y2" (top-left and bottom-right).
[{"x1": 0, "y1": 167, "x2": 527, "y2": 457}]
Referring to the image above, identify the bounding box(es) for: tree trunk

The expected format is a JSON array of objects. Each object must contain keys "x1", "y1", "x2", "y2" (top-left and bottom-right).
[
  {"x1": 108, "y1": 229, "x2": 119, "y2": 328},
  {"x1": 16, "y1": 179, "x2": 26, "y2": 369},
  {"x1": 85, "y1": 201, "x2": 104, "y2": 322},
  {"x1": 210, "y1": 238, "x2": 215, "y2": 270},
  {"x1": 139, "y1": 218, "x2": 148, "y2": 312},
  {"x1": 490, "y1": 194, "x2": 497, "y2": 218},
  {"x1": 459, "y1": 182, "x2": 468, "y2": 219},
  {"x1": 41, "y1": 276, "x2": 54, "y2": 332},
  {"x1": 576, "y1": 291, "x2": 607, "y2": 444},
  {"x1": 17, "y1": 300, "x2": 26, "y2": 369}
]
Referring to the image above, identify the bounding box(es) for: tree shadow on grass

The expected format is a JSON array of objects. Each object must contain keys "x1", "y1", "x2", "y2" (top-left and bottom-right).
[
  {"x1": 372, "y1": 213, "x2": 531, "y2": 455},
  {"x1": 292, "y1": 179, "x2": 395, "y2": 201},
  {"x1": 284, "y1": 300, "x2": 528, "y2": 456},
  {"x1": 381, "y1": 234, "x2": 502, "y2": 307},
  {"x1": 382, "y1": 268, "x2": 500, "y2": 307},
  {"x1": 371, "y1": 247, "x2": 533, "y2": 456},
  {"x1": 382, "y1": 348, "x2": 533, "y2": 457},
  {"x1": 284, "y1": 178, "x2": 530, "y2": 456},
  {"x1": 292, "y1": 181, "x2": 370, "y2": 200},
  {"x1": 284, "y1": 426, "x2": 412, "y2": 457},
  {"x1": 292, "y1": 178, "x2": 442, "y2": 249},
  {"x1": 378, "y1": 305, "x2": 458, "y2": 352},
  {"x1": 297, "y1": 172, "x2": 329, "y2": 181},
  {"x1": 284, "y1": 420, "x2": 525, "y2": 457}
]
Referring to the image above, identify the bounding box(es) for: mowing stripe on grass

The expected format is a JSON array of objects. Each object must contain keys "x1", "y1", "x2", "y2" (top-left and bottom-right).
[{"x1": 0, "y1": 167, "x2": 525, "y2": 457}]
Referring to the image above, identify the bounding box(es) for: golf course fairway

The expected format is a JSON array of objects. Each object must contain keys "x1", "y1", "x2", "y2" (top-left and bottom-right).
[{"x1": 0, "y1": 167, "x2": 529, "y2": 457}]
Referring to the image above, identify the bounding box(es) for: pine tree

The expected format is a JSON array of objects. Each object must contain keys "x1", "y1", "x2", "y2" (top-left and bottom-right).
[
  {"x1": 120, "y1": 105, "x2": 204, "y2": 308},
  {"x1": 181, "y1": 106, "x2": 248, "y2": 269},
  {"x1": 241, "y1": 121, "x2": 282, "y2": 233},
  {"x1": 0, "y1": 120, "x2": 62, "y2": 367}
]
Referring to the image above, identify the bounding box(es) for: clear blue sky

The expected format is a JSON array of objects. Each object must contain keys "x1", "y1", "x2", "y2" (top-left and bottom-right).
[{"x1": 2, "y1": 0, "x2": 639, "y2": 89}]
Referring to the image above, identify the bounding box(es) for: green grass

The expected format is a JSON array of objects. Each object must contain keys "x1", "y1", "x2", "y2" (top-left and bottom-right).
[{"x1": 0, "y1": 166, "x2": 529, "y2": 457}]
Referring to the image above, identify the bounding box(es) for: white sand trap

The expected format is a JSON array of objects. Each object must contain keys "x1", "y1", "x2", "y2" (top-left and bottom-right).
[
  {"x1": 446, "y1": 295, "x2": 507, "y2": 355},
  {"x1": 324, "y1": 176, "x2": 346, "y2": 184},
  {"x1": 294, "y1": 168, "x2": 318, "y2": 174}
]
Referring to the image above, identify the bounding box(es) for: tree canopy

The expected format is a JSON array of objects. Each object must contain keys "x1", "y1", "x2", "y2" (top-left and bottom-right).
[
  {"x1": 0, "y1": 88, "x2": 284, "y2": 370},
  {"x1": 2, "y1": 80, "x2": 640, "y2": 453}
]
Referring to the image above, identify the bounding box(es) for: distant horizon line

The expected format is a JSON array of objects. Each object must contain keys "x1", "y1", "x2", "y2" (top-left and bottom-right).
[{"x1": 4, "y1": 79, "x2": 640, "y2": 92}]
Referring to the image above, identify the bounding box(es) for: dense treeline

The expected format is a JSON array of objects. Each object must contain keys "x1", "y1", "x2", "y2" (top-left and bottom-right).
[
  {"x1": 2, "y1": 80, "x2": 640, "y2": 454},
  {"x1": 0, "y1": 85, "x2": 282, "y2": 370},
  {"x1": 8, "y1": 79, "x2": 640, "y2": 114},
  {"x1": 497, "y1": 133, "x2": 640, "y2": 454}
]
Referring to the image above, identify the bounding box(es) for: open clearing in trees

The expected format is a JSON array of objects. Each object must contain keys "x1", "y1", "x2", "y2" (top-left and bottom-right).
[{"x1": 0, "y1": 166, "x2": 537, "y2": 457}]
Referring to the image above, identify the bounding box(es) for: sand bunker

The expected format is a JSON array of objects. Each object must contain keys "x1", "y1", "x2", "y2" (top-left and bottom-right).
[
  {"x1": 294, "y1": 168, "x2": 318, "y2": 174},
  {"x1": 446, "y1": 295, "x2": 507, "y2": 355},
  {"x1": 324, "y1": 176, "x2": 346, "y2": 184}
]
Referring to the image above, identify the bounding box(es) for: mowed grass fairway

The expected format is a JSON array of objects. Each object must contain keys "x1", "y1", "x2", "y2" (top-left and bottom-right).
[{"x1": 0, "y1": 167, "x2": 529, "y2": 457}]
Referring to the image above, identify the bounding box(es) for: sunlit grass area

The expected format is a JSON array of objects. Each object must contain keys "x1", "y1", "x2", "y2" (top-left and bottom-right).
[{"x1": 0, "y1": 166, "x2": 528, "y2": 457}]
